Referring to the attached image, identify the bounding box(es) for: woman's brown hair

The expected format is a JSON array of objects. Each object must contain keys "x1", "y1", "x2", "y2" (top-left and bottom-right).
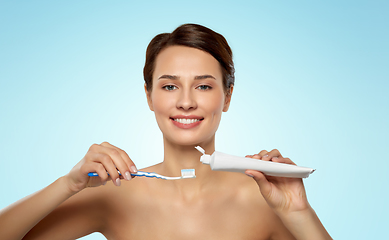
[{"x1": 143, "y1": 23, "x2": 235, "y2": 93}]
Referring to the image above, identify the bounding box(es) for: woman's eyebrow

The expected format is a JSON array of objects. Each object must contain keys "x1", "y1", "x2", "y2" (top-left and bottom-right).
[
  {"x1": 158, "y1": 75, "x2": 179, "y2": 80},
  {"x1": 157, "y1": 74, "x2": 216, "y2": 80},
  {"x1": 194, "y1": 75, "x2": 216, "y2": 80}
]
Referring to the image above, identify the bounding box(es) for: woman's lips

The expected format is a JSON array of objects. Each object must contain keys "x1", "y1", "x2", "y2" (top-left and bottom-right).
[{"x1": 170, "y1": 115, "x2": 204, "y2": 129}]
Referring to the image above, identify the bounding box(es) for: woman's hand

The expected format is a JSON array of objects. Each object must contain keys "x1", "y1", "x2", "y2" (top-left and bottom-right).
[
  {"x1": 65, "y1": 142, "x2": 138, "y2": 193},
  {"x1": 245, "y1": 149, "x2": 310, "y2": 216}
]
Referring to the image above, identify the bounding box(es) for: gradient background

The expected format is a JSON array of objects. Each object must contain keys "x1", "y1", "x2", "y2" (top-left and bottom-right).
[{"x1": 0, "y1": 1, "x2": 388, "y2": 239}]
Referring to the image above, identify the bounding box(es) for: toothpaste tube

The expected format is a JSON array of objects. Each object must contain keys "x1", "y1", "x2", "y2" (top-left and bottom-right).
[{"x1": 195, "y1": 146, "x2": 315, "y2": 178}]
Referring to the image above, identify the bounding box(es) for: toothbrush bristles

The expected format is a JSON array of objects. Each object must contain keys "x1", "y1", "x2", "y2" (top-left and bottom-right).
[{"x1": 181, "y1": 169, "x2": 196, "y2": 178}]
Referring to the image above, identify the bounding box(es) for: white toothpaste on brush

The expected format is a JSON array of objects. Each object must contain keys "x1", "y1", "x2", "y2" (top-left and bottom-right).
[{"x1": 195, "y1": 146, "x2": 315, "y2": 178}]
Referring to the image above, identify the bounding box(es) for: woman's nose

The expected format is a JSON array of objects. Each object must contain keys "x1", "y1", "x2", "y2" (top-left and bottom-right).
[{"x1": 176, "y1": 90, "x2": 197, "y2": 110}]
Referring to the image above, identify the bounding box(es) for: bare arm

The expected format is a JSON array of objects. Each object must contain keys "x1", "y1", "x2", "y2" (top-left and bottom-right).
[
  {"x1": 276, "y1": 207, "x2": 331, "y2": 240},
  {"x1": 245, "y1": 149, "x2": 332, "y2": 240},
  {"x1": 22, "y1": 179, "x2": 109, "y2": 240},
  {"x1": 0, "y1": 142, "x2": 137, "y2": 240},
  {"x1": 0, "y1": 177, "x2": 77, "y2": 240}
]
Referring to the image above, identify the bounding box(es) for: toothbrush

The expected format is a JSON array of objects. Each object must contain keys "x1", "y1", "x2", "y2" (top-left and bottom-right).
[{"x1": 88, "y1": 169, "x2": 196, "y2": 180}]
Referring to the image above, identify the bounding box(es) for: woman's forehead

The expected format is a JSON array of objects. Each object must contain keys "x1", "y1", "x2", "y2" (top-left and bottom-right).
[{"x1": 153, "y1": 46, "x2": 223, "y2": 80}]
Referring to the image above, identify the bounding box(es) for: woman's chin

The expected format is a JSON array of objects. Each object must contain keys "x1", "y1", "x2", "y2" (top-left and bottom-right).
[{"x1": 164, "y1": 135, "x2": 214, "y2": 147}]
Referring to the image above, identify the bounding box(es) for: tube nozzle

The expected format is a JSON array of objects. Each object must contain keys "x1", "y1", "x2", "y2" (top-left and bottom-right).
[{"x1": 195, "y1": 146, "x2": 211, "y2": 165}]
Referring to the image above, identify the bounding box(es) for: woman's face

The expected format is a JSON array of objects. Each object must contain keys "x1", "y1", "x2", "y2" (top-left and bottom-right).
[{"x1": 146, "y1": 46, "x2": 232, "y2": 146}]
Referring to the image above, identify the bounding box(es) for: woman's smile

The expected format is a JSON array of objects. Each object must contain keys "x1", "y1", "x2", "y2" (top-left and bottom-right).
[{"x1": 171, "y1": 115, "x2": 204, "y2": 129}]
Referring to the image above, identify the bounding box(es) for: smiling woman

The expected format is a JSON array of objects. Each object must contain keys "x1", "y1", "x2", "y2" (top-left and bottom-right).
[{"x1": 0, "y1": 24, "x2": 332, "y2": 240}]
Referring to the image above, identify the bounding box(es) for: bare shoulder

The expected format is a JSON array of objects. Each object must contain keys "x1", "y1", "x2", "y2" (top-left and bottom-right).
[
  {"x1": 222, "y1": 172, "x2": 296, "y2": 240},
  {"x1": 218, "y1": 172, "x2": 275, "y2": 215},
  {"x1": 24, "y1": 180, "x2": 117, "y2": 239},
  {"x1": 98, "y1": 163, "x2": 167, "y2": 212}
]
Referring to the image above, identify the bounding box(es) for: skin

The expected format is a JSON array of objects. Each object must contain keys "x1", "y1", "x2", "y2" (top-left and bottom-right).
[{"x1": 0, "y1": 46, "x2": 332, "y2": 240}]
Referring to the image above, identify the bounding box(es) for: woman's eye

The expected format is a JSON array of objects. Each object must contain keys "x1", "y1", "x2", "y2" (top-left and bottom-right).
[
  {"x1": 163, "y1": 85, "x2": 177, "y2": 91},
  {"x1": 197, "y1": 85, "x2": 212, "y2": 91}
]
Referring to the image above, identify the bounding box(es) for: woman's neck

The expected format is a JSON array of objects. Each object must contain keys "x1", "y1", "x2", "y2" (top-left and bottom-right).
[
  {"x1": 163, "y1": 140, "x2": 214, "y2": 168},
  {"x1": 159, "y1": 136, "x2": 224, "y2": 197}
]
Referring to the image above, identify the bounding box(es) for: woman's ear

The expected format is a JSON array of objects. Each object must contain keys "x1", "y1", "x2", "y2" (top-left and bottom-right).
[
  {"x1": 144, "y1": 84, "x2": 154, "y2": 111},
  {"x1": 223, "y1": 85, "x2": 233, "y2": 112}
]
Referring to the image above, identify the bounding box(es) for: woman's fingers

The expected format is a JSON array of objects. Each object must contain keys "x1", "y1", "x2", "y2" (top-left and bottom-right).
[
  {"x1": 89, "y1": 162, "x2": 109, "y2": 182},
  {"x1": 82, "y1": 162, "x2": 110, "y2": 186},
  {"x1": 66, "y1": 142, "x2": 136, "y2": 192},
  {"x1": 245, "y1": 149, "x2": 295, "y2": 180},
  {"x1": 248, "y1": 149, "x2": 287, "y2": 163},
  {"x1": 101, "y1": 143, "x2": 135, "y2": 181},
  {"x1": 93, "y1": 152, "x2": 122, "y2": 186},
  {"x1": 99, "y1": 144, "x2": 131, "y2": 181},
  {"x1": 257, "y1": 150, "x2": 268, "y2": 159},
  {"x1": 262, "y1": 149, "x2": 283, "y2": 161},
  {"x1": 245, "y1": 170, "x2": 272, "y2": 199},
  {"x1": 100, "y1": 142, "x2": 138, "y2": 174},
  {"x1": 88, "y1": 142, "x2": 133, "y2": 185},
  {"x1": 277, "y1": 157, "x2": 296, "y2": 165}
]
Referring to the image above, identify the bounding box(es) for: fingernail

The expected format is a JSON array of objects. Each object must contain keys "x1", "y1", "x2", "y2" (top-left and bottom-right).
[
  {"x1": 102, "y1": 181, "x2": 107, "y2": 185},
  {"x1": 115, "y1": 178, "x2": 121, "y2": 186},
  {"x1": 125, "y1": 171, "x2": 132, "y2": 181},
  {"x1": 130, "y1": 166, "x2": 138, "y2": 173},
  {"x1": 245, "y1": 173, "x2": 254, "y2": 177},
  {"x1": 263, "y1": 154, "x2": 269, "y2": 158}
]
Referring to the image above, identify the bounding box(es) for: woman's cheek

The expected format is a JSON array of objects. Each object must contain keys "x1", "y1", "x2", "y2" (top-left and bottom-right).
[
  {"x1": 152, "y1": 91, "x2": 171, "y2": 111},
  {"x1": 207, "y1": 92, "x2": 225, "y2": 113}
]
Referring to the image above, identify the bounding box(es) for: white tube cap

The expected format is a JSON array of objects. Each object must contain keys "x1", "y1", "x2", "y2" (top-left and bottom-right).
[
  {"x1": 200, "y1": 154, "x2": 211, "y2": 165},
  {"x1": 195, "y1": 146, "x2": 211, "y2": 165}
]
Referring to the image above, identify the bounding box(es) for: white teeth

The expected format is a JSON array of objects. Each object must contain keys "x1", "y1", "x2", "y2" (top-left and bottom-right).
[{"x1": 174, "y1": 118, "x2": 200, "y2": 124}]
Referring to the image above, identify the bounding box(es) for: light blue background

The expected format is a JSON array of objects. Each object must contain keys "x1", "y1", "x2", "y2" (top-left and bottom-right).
[{"x1": 1, "y1": 1, "x2": 388, "y2": 239}]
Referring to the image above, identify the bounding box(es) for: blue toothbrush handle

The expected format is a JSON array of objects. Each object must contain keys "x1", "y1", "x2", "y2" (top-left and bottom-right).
[{"x1": 88, "y1": 171, "x2": 152, "y2": 177}]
